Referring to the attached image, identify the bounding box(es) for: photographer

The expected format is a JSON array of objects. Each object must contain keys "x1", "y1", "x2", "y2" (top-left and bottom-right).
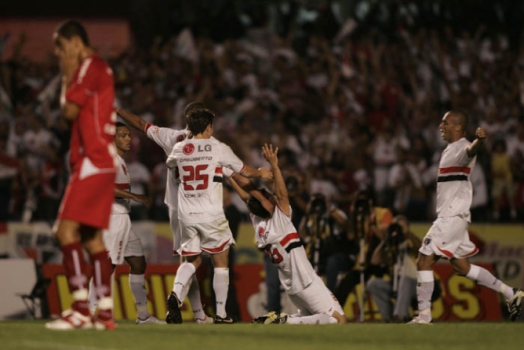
[
  {"x1": 366, "y1": 215, "x2": 421, "y2": 322},
  {"x1": 334, "y1": 190, "x2": 394, "y2": 311},
  {"x1": 298, "y1": 193, "x2": 355, "y2": 293}
]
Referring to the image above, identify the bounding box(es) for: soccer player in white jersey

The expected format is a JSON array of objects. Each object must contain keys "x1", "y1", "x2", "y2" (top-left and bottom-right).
[
  {"x1": 226, "y1": 144, "x2": 346, "y2": 325},
  {"x1": 87, "y1": 122, "x2": 165, "y2": 324},
  {"x1": 115, "y1": 104, "x2": 213, "y2": 324},
  {"x1": 409, "y1": 110, "x2": 524, "y2": 324},
  {"x1": 166, "y1": 109, "x2": 273, "y2": 323}
]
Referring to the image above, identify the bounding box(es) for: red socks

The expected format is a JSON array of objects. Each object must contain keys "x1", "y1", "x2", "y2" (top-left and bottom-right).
[{"x1": 90, "y1": 250, "x2": 113, "y2": 320}]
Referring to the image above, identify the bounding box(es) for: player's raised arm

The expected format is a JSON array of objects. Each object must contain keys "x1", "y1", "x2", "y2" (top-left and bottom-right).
[
  {"x1": 466, "y1": 127, "x2": 487, "y2": 158},
  {"x1": 238, "y1": 164, "x2": 273, "y2": 180},
  {"x1": 262, "y1": 143, "x2": 290, "y2": 215},
  {"x1": 227, "y1": 175, "x2": 251, "y2": 202},
  {"x1": 115, "y1": 108, "x2": 148, "y2": 133}
]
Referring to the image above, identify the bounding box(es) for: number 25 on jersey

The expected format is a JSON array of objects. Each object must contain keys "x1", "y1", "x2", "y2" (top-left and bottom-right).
[{"x1": 182, "y1": 164, "x2": 209, "y2": 190}]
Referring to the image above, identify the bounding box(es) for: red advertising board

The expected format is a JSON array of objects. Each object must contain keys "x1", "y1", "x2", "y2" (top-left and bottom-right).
[{"x1": 43, "y1": 262, "x2": 503, "y2": 322}]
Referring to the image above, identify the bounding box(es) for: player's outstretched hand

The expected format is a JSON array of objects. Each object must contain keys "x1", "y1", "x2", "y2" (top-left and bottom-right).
[
  {"x1": 133, "y1": 194, "x2": 151, "y2": 208},
  {"x1": 262, "y1": 143, "x2": 279, "y2": 168},
  {"x1": 476, "y1": 127, "x2": 487, "y2": 140}
]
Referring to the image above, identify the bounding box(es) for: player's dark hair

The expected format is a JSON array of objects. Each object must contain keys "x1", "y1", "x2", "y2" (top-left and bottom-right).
[
  {"x1": 247, "y1": 196, "x2": 271, "y2": 219},
  {"x1": 184, "y1": 102, "x2": 205, "y2": 117},
  {"x1": 116, "y1": 122, "x2": 127, "y2": 129},
  {"x1": 56, "y1": 19, "x2": 90, "y2": 46},
  {"x1": 187, "y1": 109, "x2": 215, "y2": 136},
  {"x1": 450, "y1": 109, "x2": 468, "y2": 131}
]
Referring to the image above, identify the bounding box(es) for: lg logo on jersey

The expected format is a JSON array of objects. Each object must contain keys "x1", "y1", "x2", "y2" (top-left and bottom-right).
[
  {"x1": 198, "y1": 144, "x2": 212, "y2": 152},
  {"x1": 183, "y1": 143, "x2": 195, "y2": 155},
  {"x1": 183, "y1": 143, "x2": 212, "y2": 155}
]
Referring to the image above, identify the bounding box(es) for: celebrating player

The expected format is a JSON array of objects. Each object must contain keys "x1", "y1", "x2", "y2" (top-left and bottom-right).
[
  {"x1": 87, "y1": 122, "x2": 165, "y2": 325},
  {"x1": 115, "y1": 103, "x2": 214, "y2": 324},
  {"x1": 46, "y1": 20, "x2": 117, "y2": 330},
  {"x1": 227, "y1": 144, "x2": 347, "y2": 325},
  {"x1": 409, "y1": 110, "x2": 524, "y2": 324},
  {"x1": 165, "y1": 109, "x2": 273, "y2": 324}
]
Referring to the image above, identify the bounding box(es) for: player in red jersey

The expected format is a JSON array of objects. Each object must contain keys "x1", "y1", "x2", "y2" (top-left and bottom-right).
[{"x1": 46, "y1": 20, "x2": 117, "y2": 330}]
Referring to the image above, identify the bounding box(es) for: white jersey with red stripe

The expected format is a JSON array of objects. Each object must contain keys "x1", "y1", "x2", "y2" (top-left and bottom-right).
[
  {"x1": 166, "y1": 137, "x2": 245, "y2": 223},
  {"x1": 436, "y1": 137, "x2": 476, "y2": 220},
  {"x1": 113, "y1": 154, "x2": 131, "y2": 214},
  {"x1": 145, "y1": 123, "x2": 189, "y2": 210},
  {"x1": 250, "y1": 205, "x2": 316, "y2": 295}
]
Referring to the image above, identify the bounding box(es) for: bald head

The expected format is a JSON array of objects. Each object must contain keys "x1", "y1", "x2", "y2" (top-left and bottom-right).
[{"x1": 448, "y1": 109, "x2": 468, "y2": 133}]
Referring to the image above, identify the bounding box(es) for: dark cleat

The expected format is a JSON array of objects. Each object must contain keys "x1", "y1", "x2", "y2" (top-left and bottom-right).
[
  {"x1": 167, "y1": 292, "x2": 183, "y2": 324},
  {"x1": 214, "y1": 315, "x2": 235, "y2": 324}
]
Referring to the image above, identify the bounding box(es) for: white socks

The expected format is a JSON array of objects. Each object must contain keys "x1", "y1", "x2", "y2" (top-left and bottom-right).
[
  {"x1": 130, "y1": 274, "x2": 149, "y2": 319},
  {"x1": 173, "y1": 262, "x2": 196, "y2": 301},
  {"x1": 213, "y1": 268, "x2": 229, "y2": 318},
  {"x1": 416, "y1": 271, "x2": 434, "y2": 322},
  {"x1": 286, "y1": 313, "x2": 337, "y2": 324},
  {"x1": 187, "y1": 274, "x2": 205, "y2": 320},
  {"x1": 466, "y1": 264, "x2": 514, "y2": 300}
]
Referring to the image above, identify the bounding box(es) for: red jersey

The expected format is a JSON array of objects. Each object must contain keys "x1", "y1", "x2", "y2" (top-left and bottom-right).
[{"x1": 66, "y1": 54, "x2": 116, "y2": 172}]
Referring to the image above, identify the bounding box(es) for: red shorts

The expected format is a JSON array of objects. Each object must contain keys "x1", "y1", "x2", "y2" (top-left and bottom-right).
[{"x1": 58, "y1": 162, "x2": 116, "y2": 229}]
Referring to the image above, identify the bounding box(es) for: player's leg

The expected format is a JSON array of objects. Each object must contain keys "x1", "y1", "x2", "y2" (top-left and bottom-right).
[
  {"x1": 81, "y1": 226, "x2": 114, "y2": 327},
  {"x1": 284, "y1": 277, "x2": 345, "y2": 325},
  {"x1": 409, "y1": 252, "x2": 438, "y2": 324},
  {"x1": 88, "y1": 264, "x2": 116, "y2": 315},
  {"x1": 451, "y1": 257, "x2": 523, "y2": 320},
  {"x1": 210, "y1": 248, "x2": 231, "y2": 322},
  {"x1": 48, "y1": 219, "x2": 92, "y2": 326},
  {"x1": 201, "y1": 217, "x2": 235, "y2": 323},
  {"x1": 179, "y1": 255, "x2": 212, "y2": 323},
  {"x1": 88, "y1": 217, "x2": 121, "y2": 314},
  {"x1": 366, "y1": 278, "x2": 393, "y2": 322},
  {"x1": 170, "y1": 211, "x2": 210, "y2": 323},
  {"x1": 453, "y1": 230, "x2": 524, "y2": 321}
]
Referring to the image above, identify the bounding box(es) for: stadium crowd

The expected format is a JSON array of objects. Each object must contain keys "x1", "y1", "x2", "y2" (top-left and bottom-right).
[{"x1": 1, "y1": 0, "x2": 524, "y2": 225}]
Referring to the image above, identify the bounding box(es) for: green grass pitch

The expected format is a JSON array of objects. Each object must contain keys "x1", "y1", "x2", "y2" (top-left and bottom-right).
[{"x1": 1, "y1": 321, "x2": 523, "y2": 350}]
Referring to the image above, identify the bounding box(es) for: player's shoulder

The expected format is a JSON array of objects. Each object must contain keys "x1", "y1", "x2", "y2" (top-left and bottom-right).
[{"x1": 86, "y1": 55, "x2": 112, "y2": 76}]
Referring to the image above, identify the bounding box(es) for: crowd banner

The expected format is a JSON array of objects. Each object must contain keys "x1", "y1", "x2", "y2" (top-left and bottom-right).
[{"x1": 43, "y1": 262, "x2": 504, "y2": 322}]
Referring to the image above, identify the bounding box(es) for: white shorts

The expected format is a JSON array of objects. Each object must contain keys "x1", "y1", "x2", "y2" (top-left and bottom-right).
[
  {"x1": 103, "y1": 214, "x2": 144, "y2": 264},
  {"x1": 419, "y1": 216, "x2": 478, "y2": 259},
  {"x1": 288, "y1": 275, "x2": 344, "y2": 317},
  {"x1": 169, "y1": 207, "x2": 181, "y2": 256},
  {"x1": 178, "y1": 216, "x2": 235, "y2": 256}
]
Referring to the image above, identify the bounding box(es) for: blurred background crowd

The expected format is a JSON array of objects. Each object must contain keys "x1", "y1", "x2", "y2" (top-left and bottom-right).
[{"x1": 1, "y1": 0, "x2": 524, "y2": 225}]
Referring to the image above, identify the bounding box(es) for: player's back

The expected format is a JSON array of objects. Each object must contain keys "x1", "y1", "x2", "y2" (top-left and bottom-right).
[
  {"x1": 171, "y1": 137, "x2": 242, "y2": 223},
  {"x1": 67, "y1": 54, "x2": 115, "y2": 171}
]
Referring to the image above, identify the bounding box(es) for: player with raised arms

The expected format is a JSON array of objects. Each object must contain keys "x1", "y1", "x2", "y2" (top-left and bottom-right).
[{"x1": 227, "y1": 144, "x2": 347, "y2": 325}]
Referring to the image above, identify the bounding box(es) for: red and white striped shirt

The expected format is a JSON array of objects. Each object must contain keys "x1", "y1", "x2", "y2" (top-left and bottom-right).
[{"x1": 436, "y1": 138, "x2": 476, "y2": 221}]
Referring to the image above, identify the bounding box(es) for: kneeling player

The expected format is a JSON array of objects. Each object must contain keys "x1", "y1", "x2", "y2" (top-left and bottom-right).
[
  {"x1": 227, "y1": 144, "x2": 346, "y2": 325},
  {"x1": 88, "y1": 123, "x2": 164, "y2": 324}
]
